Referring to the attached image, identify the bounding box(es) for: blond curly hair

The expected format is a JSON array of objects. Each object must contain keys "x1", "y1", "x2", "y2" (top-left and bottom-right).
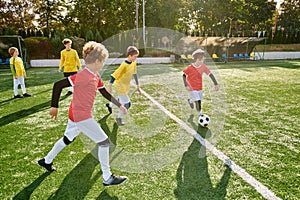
[{"x1": 82, "y1": 41, "x2": 109, "y2": 64}]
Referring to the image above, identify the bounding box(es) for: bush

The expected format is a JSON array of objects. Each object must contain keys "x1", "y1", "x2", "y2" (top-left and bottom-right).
[{"x1": 24, "y1": 37, "x2": 54, "y2": 59}]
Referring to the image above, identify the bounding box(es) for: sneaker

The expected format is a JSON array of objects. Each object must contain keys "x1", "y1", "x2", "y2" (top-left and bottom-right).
[
  {"x1": 66, "y1": 91, "x2": 73, "y2": 96},
  {"x1": 23, "y1": 93, "x2": 31, "y2": 97},
  {"x1": 38, "y1": 158, "x2": 55, "y2": 172},
  {"x1": 103, "y1": 174, "x2": 128, "y2": 186},
  {"x1": 14, "y1": 94, "x2": 23, "y2": 98},
  {"x1": 188, "y1": 99, "x2": 194, "y2": 109},
  {"x1": 106, "y1": 103, "x2": 112, "y2": 114},
  {"x1": 116, "y1": 118, "x2": 125, "y2": 126}
]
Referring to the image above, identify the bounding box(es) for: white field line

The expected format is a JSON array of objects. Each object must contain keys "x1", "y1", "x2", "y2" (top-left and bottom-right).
[{"x1": 140, "y1": 88, "x2": 281, "y2": 200}]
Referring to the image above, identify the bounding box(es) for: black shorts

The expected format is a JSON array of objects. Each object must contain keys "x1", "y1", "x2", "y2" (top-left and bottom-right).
[{"x1": 64, "y1": 72, "x2": 77, "y2": 77}]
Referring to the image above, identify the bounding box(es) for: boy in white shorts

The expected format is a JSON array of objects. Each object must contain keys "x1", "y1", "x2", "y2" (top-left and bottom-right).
[
  {"x1": 38, "y1": 41, "x2": 128, "y2": 186},
  {"x1": 183, "y1": 49, "x2": 219, "y2": 116}
]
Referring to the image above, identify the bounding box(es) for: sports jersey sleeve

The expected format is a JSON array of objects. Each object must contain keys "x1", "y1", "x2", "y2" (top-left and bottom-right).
[
  {"x1": 183, "y1": 66, "x2": 191, "y2": 75},
  {"x1": 75, "y1": 51, "x2": 82, "y2": 69},
  {"x1": 97, "y1": 75, "x2": 105, "y2": 89},
  {"x1": 202, "y1": 64, "x2": 211, "y2": 75},
  {"x1": 59, "y1": 50, "x2": 65, "y2": 70},
  {"x1": 98, "y1": 88, "x2": 122, "y2": 107},
  {"x1": 10, "y1": 58, "x2": 16, "y2": 76},
  {"x1": 68, "y1": 73, "x2": 77, "y2": 86},
  {"x1": 111, "y1": 62, "x2": 126, "y2": 80},
  {"x1": 51, "y1": 78, "x2": 71, "y2": 107}
]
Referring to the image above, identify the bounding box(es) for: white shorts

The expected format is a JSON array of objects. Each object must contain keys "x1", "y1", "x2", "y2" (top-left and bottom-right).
[
  {"x1": 118, "y1": 95, "x2": 130, "y2": 104},
  {"x1": 190, "y1": 90, "x2": 203, "y2": 102},
  {"x1": 64, "y1": 118, "x2": 108, "y2": 143}
]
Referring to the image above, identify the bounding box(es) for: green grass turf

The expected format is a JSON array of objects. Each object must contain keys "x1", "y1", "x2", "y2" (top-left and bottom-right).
[{"x1": 0, "y1": 60, "x2": 299, "y2": 199}]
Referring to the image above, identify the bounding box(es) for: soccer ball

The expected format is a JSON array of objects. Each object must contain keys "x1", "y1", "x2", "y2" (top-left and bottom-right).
[{"x1": 198, "y1": 114, "x2": 210, "y2": 127}]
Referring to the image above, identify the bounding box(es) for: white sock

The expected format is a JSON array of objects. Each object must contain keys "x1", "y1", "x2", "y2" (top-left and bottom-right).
[
  {"x1": 44, "y1": 138, "x2": 66, "y2": 164},
  {"x1": 98, "y1": 145, "x2": 111, "y2": 180}
]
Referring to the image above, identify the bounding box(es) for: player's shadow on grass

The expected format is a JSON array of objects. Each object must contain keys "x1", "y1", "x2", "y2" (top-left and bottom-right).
[
  {"x1": 48, "y1": 148, "x2": 101, "y2": 200},
  {"x1": 98, "y1": 113, "x2": 119, "y2": 149},
  {"x1": 174, "y1": 115, "x2": 232, "y2": 199},
  {"x1": 0, "y1": 95, "x2": 68, "y2": 127},
  {"x1": 96, "y1": 190, "x2": 119, "y2": 200},
  {"x1": 13, "y1": 172, "x2": 51, "y2": 200}
]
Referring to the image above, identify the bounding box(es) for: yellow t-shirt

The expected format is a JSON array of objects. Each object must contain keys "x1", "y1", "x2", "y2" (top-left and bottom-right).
[
  {"x1": 59, "y1": 49, "x2": 82, "y2": 72},
  {"x1": 10, "y1": 57, "x2": 26, "y2": 77},
  {"x1": 112, "y1": 61, "x2": 137, "y2": 95}
]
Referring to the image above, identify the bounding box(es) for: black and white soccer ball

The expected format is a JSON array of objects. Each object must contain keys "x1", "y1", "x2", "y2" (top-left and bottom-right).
[{"x1": 198, "y1": 114, "x2": 210, "y2": 127}]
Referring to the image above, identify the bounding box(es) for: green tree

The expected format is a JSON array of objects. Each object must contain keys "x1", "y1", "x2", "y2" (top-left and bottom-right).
[
  {"x1": 278, "y1": 0, "x2": 300, "y2": 43},
  {"x1": 0, "y1": 0, "x2": 36, "y2": 35}
]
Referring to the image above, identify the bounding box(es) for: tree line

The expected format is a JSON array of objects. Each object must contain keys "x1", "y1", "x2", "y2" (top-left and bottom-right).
[{"x1": 0, "y1": 0, "x2": 299, "y2": 44}]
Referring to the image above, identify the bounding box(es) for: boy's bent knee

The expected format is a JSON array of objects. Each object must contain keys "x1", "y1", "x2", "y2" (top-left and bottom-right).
[
  {"x1": 124, "y1": 102, "x2": 131, "y2": 109},
  {"x1": 98, "y1": 138, "x2": 110, "y2": 147},
  {"x1": 63, "y1": 136, "x2": 74, "y2": 145}
]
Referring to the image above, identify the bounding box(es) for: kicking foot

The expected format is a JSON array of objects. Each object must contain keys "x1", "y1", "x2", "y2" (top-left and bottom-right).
[
  {"x1": 14, "y1": 94, "x2": 23, "y2": 98},
  {"x1": 103, "y1": 174, "x2": 128, "y2": 186},
  {"x1": 188, "y1": 99, "x2": 194, "y2": 109},
  {"x1": 38, "y1": 158, "x2": 56, "y2": 172},
  {"x1": 116, "y1": 118, "x2": 125, "y2": 126}
]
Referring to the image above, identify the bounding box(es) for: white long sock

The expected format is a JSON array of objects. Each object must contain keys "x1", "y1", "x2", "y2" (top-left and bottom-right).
[
  {"x1": 117, "y1": 110, "x2": 124, "y2": 118},
  {"x1": 98, "y1": 145, "x2": 111, "y2": 180},
  {"x1": 44, "y1": 138, "x2": 66, "y2": 164}
]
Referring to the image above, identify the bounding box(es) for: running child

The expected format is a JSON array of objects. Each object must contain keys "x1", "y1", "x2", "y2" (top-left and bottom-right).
[
  {"x1": 106, "y1": 46, "x2": 141, "y2": 126},
  {"x1": 9, "y1": 47, "x2": 31, "y2": 98},
  {"x1": 38, "y1": 41, "x2": 128, "y2": 186},
  {"x1": 182, "y1": 49, "x2": 219, "y2": 116}
]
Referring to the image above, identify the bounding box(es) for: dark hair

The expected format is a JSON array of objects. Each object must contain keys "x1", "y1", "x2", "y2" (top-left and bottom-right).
[
  {"x1": 126, "y1": 46, "x2": 139, "y2": 57},
  {"x1": 62, "y1": 38, "x2": 72, "y2": 45}
]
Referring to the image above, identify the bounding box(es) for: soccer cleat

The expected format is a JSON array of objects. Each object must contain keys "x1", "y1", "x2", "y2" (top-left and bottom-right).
[
  {"x1": 38, "y1": 158, "x2": 56, "y2": 172},
  {"x1": 116, "y1": 118, "x2": 125, "y2": 126},
  {"x1": 103, "y1": 174, "x2": 128, "y2": 186},
  {"x1": 106, "y1": 103, "x2": 112, "y2": 114},
  {"x1": 188, "y1": 99, "x2": 194, "y2": 109},
  {"x1": 23, "y1": 93, "x2": 31, "y2": 97},
  {"x1": 14, "y1": 94, "x2": 23, "y2": 98}
]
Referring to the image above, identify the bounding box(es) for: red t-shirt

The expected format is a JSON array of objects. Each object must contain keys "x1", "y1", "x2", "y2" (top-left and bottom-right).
[
  {"x1": 68, "y1": 68, "x2": 104, "y2": 122},
  {"x1": 183, "y1": 64, "x2": 211, "y2": 90}
]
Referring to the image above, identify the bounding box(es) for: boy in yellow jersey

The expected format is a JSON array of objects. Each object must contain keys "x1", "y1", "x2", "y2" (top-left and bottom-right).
[
  {"x1": 106, "y1": 46, "x2": 141, "y2": 126},
  {"x1": 9, "y1": 47, "x2": 31, "y2": 98},
  {"x1": 58, "y1": 38, "x2": 82, "y2": 95}
]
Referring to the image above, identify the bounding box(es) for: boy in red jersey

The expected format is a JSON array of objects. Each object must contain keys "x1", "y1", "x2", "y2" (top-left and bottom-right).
[
  {"x1": 183, "y1": 49, "x2": 219, "y2": 116},
  {"x1": 38, "y1": 41, "x2": 128, "y2": 186}
]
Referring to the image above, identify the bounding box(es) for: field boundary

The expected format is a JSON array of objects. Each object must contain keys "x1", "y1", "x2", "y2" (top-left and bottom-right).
[{"x1": 140, "y1": 88, "x2": 281, "y2": 200}]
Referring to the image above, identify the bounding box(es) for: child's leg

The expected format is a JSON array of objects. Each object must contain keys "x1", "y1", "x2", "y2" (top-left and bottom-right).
[
  {"x1": 18, "y1": 76, "x2": 27, "y2": 94},
  {"x1": 195, "y1": 100, "x2": 202, "y2": 116},
  {"x1": 44, "y1": 119, "x2": 80, "y2": 164},
  {"x1": 190, "y1": 90, "x2": 203, "y2": 116},
  {"x1": 77, "y1": 118, "x2": 112, "y2": 180},
  {"x1": 13, "y1": 78, "x2": 19, "y2": 96},
  {"x1": 117, "y1": 95, "x2": 130, "y2": 118}
]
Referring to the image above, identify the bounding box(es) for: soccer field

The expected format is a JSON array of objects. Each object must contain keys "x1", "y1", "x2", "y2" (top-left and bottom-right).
[{"x1": 0, "y1": 60, "x2": 299, "y2": 199}]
